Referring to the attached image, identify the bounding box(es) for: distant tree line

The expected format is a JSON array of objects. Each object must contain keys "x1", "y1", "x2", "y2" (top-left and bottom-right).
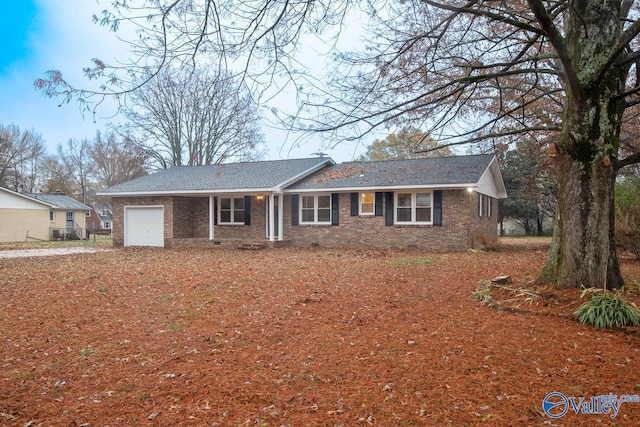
[
  {"x1": 3, "y1": 65, "x2": 265, "y2": 205},
  {"x1": 0, "y1": 125, "x2": 148, "y2": 205}
]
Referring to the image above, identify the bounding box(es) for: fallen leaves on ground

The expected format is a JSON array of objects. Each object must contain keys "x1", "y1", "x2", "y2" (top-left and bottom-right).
[{"x1": 0, "y1": 243, "x2": 639, "y2": 426}]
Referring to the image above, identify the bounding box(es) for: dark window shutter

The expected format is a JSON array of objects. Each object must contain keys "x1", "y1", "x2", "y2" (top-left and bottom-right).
[
  {"x1": 433, "y1": 190, "x2": 442, "y2": 226},
  {"x1": 350, "y1": 193, "x2": 359, "y2": 216},
  {"x1": 385, "y1": 192, "x2": 394, "y2": 226},
  {"x1": 244, "y1": 196, "x2": 251, "y2": 225},
  {"x1": 291, "y1": 194, "x2": 299, "y2": 226},
  {"x1": 375, "y1": 192, "x2": 383, "y2": 216},
  {"x1": 331, "y1": 193, "x2": 339, "y2": 226},
  {"x1": 213, "y1": 197, "x2": 218, "y2": 225}
]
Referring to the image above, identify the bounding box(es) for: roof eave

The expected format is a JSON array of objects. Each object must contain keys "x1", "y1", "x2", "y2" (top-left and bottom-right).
[
  {"x1": 97, "y1": 187, "x2": 281, "y2": 197},
  {"x1": 488, "y1": 156, "x2": 508, "y2": 199},
  {"x1": 0, "y1": 187, "x2": 56, "y2": 208},
  {"x1": 284, "y1": 183, "x2": 480, "y2": 193}
]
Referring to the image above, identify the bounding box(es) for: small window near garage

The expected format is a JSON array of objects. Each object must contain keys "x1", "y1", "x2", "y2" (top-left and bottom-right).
[
  {"x1": 50, "y1": 211, "x2": 55, "y2": 222},
  {"x1": 301, "y1": 195, "x2": 331, "y2": 224},
  {"x1": 66, "y1": 212, "x2": 74, "y2": 222},
  {"x1": 486, "y1": 195, "x2": 492, "y2": 217},
  {"x1": 103, "y1": 221, "x2": 110, "y2": 229},
  {"x1": 478, "y1": 193, "x2": 484, "y2": 217},
  {"x1": 360, "y1": 192, "x2": 375, "y2": 215},
  {"x1": 396, "y1": 192, "x2": 432, "y2": 224},
  {"x1": 86, "y1": 209, "x2": 91, "y2": 217},
  {"x1": 219, "y1": 197, "x2": 245, "y2": 224}
]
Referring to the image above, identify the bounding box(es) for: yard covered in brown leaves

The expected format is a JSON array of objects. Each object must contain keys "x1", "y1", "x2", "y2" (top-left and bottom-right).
[{"x1": 1, "y1": 239, "x2": 640, "y2": 426}]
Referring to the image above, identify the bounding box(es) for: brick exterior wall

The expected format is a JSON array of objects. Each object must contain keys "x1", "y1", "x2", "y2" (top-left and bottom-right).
[
  {"x1": 212, "y1": 197, "x2": 267, "y2": 241},
  {"x1": 112, "y1": 190, "x2": 497, "y2": 250},
  {"x1": 283, "y1": 191, "x2": 497, "y2": 250},
  {"x1": 112, "y1": 196, "x2": 175, "y2": 246}
]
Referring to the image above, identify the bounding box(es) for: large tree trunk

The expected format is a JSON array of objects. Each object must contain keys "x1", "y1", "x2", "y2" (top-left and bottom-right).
[
  {"x1": 538, "y1": 151, "x2": 624, "y2": 289},
  {"x1": 535, "y1": 0, "x2": 627, "y2": 290}
]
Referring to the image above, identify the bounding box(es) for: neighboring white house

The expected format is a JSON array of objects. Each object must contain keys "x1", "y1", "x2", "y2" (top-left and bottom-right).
[{"x1": 0, "y1": 187, "x2": 90, "y2": 242}]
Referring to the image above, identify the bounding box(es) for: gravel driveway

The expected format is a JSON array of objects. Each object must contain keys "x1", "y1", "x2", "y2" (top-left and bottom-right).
[{"x1": 0, "y1": 247, "x2": 112, "y2": 259}]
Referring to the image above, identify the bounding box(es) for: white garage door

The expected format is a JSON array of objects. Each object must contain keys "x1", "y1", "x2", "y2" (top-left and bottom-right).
[{"x1": 124, "y1": 206, "x2": 164, "y2": 247}]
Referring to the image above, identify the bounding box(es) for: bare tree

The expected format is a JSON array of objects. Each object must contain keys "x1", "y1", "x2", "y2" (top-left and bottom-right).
[
  {"x1": 40, "y1": 155, "x2": 75, "y2": 195},
  {"x1": 0, "y1": 124, "x2": 46, "y2": 192},
  {"x1": 120, "y1": 67, "x2": 265, "y2": 168},
  {"x1": 34, "y1": 1, "x2": 640, "y2": 289},
  {"x1": 90, "y1": 130, "x2": 148, "y2": 187},
  {"x1": 57, "y1": 138, "x2": 94, "y2": 204}
]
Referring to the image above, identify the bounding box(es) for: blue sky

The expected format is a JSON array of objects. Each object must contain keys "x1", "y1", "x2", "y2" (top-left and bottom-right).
[
  {"x1": 0, "y1": 1, "x2": 116, "y2": 154},
  {"x1": 0, "y1": 1, "x2": 365, "y2": 162},
  {"x1": 0, "y1": 1, "x2": 38, "y2": 74}
]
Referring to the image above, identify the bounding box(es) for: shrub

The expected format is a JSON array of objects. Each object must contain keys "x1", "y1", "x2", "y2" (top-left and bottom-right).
[
  {"x1": 574, "y1": 292, "x2": 640, "y2": 329},
  {"x1": 473, "y1": 232, "x2": 500, "y2": 251}
]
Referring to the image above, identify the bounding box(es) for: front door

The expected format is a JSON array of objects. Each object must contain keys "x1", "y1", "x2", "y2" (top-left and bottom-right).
[{"x1": 66, "y1": 212, "x2": 74, "y2": 230}]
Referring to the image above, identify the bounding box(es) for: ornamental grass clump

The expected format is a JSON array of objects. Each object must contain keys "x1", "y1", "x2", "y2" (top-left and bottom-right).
[{"x1": 574, "y1": 292, "x2": 640, "y2": 329}]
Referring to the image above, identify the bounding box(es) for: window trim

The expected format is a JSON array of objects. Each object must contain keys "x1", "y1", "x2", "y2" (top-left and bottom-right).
[
  {"x1": 394, "y1": 191, "x2": 433, "y2": 225},
  {"x1": 218, "y1": 196, "x2": 246, "y2": 225},
  {"x1": 300, "y1": 194, "x2": 332, "y2": 225},
  {"x1": 359, "y1": 192, "x2": 375, "y2": 216},
  {"x1": 478, "y1": 193, "x2": 484, "y2": 217},
  {"x1": 49, "y1": 211, "x2": 55, "y2": 222}
]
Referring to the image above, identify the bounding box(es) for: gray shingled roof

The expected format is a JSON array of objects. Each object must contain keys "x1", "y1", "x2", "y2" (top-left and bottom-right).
[
  {"x1": 24, "y1": 193, "x2": 90, "y2": 210},
  {"x1": 287, "y1": 154, "x2": 496, "y2": 190},
  {"x1": 98, "y1": 158, "x2": 332, "y2": 195}
]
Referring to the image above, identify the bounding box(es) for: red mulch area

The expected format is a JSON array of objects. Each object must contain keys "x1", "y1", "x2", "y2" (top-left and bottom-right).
[{"x1": 1, "y1": 244, "x2": 639, "y2": 426}]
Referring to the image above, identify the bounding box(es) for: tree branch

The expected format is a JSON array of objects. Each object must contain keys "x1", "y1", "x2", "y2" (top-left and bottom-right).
[{"x1": 526, "y1": 0, "x2": 582, "y2": 110}]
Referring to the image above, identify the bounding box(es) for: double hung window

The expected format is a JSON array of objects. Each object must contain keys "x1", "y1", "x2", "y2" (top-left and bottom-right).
[
  {"x1": 360, "y1": 192, "x2": 375, "y2": 215},
  {"x1": 301, "y1": 195, "x2": 331, "y2": 224},
  {"x1": 395, "y1": 192, "x2": 432, "y2": 224},
  {"x1": 219, "y1": 197, "x2": 245, "y2": 224}
]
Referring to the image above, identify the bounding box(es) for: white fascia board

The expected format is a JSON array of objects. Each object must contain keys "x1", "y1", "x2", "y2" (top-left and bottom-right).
[
  {"x1": 283, "y1": 183, "x2": 479, "y2": 193},
  {"x1": 475, "y1": 157, "x2": 507, "y2": 199},
  {"x1": 97, "y1": 187, "x2": 278, "y2": 197},
  {"x1": 490, "y1": 158, "x2": 508, "y2": 198},
  {"x1": 0, "y1": 187, "x2": 56, "y2": 208}
]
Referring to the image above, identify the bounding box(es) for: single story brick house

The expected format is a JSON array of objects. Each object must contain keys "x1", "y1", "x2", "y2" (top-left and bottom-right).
[
  {"x1": 97, "y1": 154, "x2": 506, "y2": 249},
  {"x1": 0, "y1": 187, "x2": 90, "y2": 242}
]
